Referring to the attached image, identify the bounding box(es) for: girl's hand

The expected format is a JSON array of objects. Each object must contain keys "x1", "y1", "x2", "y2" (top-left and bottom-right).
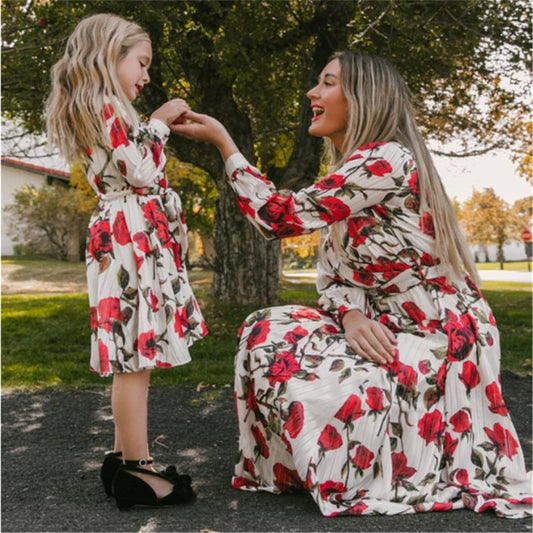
[
  {"x1": 170, "y1": 110, "x2": 239, "y2": 160},
  {"x1": 342, "y1": 310, "x2": 397, "y2": 365},
  {"x1": 150, "y1": 98, "x2": 190, "y2": 127}
]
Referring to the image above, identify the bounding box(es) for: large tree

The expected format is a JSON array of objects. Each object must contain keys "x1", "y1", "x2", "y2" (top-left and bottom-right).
[{"x1": 2, "y1": 0, "x2": 530, "y2": 304}]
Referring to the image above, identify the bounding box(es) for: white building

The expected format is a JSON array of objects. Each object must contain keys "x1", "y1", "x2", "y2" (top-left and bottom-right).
[{"x1": 1, "y1": 157, "x2": 70, "y2": 256}]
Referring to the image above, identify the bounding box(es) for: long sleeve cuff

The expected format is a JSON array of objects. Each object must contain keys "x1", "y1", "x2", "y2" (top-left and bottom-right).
[{"x1": 225, "y1": 152, "x2": 247, "y2": 178}]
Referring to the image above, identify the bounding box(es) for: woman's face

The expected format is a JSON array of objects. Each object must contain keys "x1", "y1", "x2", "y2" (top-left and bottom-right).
[
  {"x1": 306, "y1": 58, "x2": 349, "y2": 152},
  {"x1": 117, "y1": 40, "x2": 152, "y2": 102}
]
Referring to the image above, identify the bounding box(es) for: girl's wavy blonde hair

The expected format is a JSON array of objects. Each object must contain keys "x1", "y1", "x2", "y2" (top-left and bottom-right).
[
  {"x1": 46, "y1": 13, "x2": 150, "y2": 163},
  {"x1": 326, "y1": 51, "x2": 479, "y2": 285}
]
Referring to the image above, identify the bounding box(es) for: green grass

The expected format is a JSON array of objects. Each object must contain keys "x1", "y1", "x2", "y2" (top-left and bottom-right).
[{"x1": 2, "y1": 259, "x2": 531, "y2": 390}]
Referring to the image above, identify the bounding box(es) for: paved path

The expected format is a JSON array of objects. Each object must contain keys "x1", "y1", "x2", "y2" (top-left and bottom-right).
[{"x1": 2, "y1": 372, "x2": 531, "y2": 533}]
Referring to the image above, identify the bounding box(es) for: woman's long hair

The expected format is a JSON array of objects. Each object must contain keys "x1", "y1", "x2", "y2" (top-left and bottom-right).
[
  {"x1": 46, "y1": 13, "x2": 150, "y2": 163},
  {"x1": 326, "y1": 51, "x2": 479, "y2": 284}
]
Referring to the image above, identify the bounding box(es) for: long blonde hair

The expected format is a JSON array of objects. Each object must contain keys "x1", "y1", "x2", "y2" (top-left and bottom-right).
[
  {"x1": 46, "y1": 13, "x2": 150, "y2": 163},
  {"x1": 326, "y1": 51, "x2": 479, "y2": 285}
]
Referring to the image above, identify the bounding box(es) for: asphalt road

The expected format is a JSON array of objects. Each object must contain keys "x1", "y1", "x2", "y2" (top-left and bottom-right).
[{"x1": 2, "y1": 371, "x2": 531, "y2": 533}]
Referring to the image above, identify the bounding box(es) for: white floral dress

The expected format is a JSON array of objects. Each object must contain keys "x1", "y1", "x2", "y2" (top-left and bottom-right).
[
  {"x1": 225, "y1": 142, "x2": 532, "y2": 518},
  {"x1": 84, "y1": 100, "x2": 207, "y2": 376}
]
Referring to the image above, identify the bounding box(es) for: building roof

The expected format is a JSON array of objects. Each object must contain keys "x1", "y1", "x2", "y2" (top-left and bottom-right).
[{"x1": 1, "y1": 157, "x2": 70, "y2": 180}]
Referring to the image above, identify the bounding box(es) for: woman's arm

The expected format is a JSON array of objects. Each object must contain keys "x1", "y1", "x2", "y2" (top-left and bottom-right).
[{"x1": 173, "y1": 111, "x2": 407, "y2": 239}]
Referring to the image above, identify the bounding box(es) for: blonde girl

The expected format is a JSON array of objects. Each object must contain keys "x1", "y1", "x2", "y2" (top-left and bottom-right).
[{"x1": 47, "y1": 13, "x2": 206, "y2": 509}]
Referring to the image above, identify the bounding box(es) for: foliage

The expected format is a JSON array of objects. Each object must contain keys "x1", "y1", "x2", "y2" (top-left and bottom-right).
[
  {"x1": 2, "y1": 0, "x2": 531, "y2": 303},
  {"x1": 4, "y1": 183, "x2": 88, "y2": 260},
  {"x1": 458, "y1": 188, "x2": 520, "y2": 268}
]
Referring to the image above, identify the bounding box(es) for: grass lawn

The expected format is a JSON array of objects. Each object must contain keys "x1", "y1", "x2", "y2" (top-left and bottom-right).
[{"x1": 2, "y1": 259, "x2": 531, "y2": 390}]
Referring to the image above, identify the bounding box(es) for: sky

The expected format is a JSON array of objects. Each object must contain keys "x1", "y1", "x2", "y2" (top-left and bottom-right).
[{"x1": 434, "y1": 149, "x2": 532, "y2": 205}]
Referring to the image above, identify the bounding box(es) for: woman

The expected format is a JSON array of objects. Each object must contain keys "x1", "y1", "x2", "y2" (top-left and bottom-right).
[{"x1": 173, "y1": 52, "x2": 531, "y2": 518}]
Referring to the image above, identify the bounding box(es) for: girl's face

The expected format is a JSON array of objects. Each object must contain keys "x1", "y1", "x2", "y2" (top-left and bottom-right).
[
  {"x1": 117, "y1": 40, "x2": 152, "y2": 102},
  {"x1": 306, "y1": 58, "x2": 349, "y2": 152}
]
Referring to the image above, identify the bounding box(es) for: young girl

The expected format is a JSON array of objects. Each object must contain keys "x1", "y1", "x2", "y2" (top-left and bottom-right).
[
  {"x1": 46, "y1": 13, "x2": 207, "y2": 509},
  {"x1": 173, "y1": 52, "x2": 532, "y2": 518}
]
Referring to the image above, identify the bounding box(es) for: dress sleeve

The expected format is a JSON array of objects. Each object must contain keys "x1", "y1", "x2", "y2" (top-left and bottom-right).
[
  {"x1": 316, "y1": 232, "x2": 367, "y2": 323},
  {"x1": 102, "y1": 102, "x2": 170, "y2": 188},
  {"x1": 224, "y1": 142, "x2": 410, "y2": 239}
]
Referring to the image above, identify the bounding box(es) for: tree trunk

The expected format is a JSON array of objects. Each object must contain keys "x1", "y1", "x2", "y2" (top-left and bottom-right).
[{"x1": 212, "y1": 182, "x2": 281, "y2": 305}]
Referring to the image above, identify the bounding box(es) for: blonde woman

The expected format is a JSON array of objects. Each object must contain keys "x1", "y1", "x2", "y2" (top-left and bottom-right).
[
  {"x1": 173, "y1": 52, "x2": 531, "y2": 518},
  {"x1": 47, "y1": 13, "x2": 206, "y2": 509}
]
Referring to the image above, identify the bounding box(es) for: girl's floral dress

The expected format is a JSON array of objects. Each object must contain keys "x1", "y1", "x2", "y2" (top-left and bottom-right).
[
  {"x1": 84, "y1": 100, "x2": 207, "y2": 376},
  {"x1": 226, "y1": 142, "x2": 532, "y2": 518}
]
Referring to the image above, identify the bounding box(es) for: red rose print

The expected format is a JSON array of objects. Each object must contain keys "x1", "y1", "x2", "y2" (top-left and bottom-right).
[
  {"x1": 484, "y1": 423, "x2": 519, "y2": 459},
  {"x1": 436, "y1": 363, "x2": 447, "y2": 394},
  {"x1": 315, "y1": 173, "x2": 345, "y2": 189},
  {"x1": 458, "y1": 361, "x2": 480, "y2": 393},
  {"x1": 352, "y1": 268, "x2": 374, "y2": 286},
  {"x1": 450, "y1": 409, "x2": 471, "y2": 434},
  {"x1": 402, "y1": 301, "x2": 426, "y2": 325},
  {"x1": 372, "y1": 204, "x2": 389, "y2": 219},
  {"x1": 102, "y1": 103, "x2": 114, "y2": 121},
  {"x1": 232, "y1": 476, "x2": 259, "y2": 489},
  {"x1": 137, "y1": 330, "x2": 157, "y2": 360},
  {"x1": 236, "y1": 196, "x2": 255, "y2": 218},
  {"x1": 334, "y1": 394, "x2": 366, "y2": 424},
  {"x1": 266, "y1": 351, "x2": 301, "y2": 386},
  {"x1": 133, "y1": 232, "x2": 152, "y2": 254},
  {"x1": 408, "y1": 170, "x2": 419, "y2": 196},
  {"x1": 151, "y1": 140, "x2": 163, "y2": 167},
  {"x1": 273, "y1": 462, "x2": 302, "y2": 491},
  {"x1": 143, "y1": 199, "x2": 171, "y2": 247},
  {"x1": 443, "y1": 310, "x2": 477, "y2": 361},
  {"x1": 283, "y1": 325, "x2": 309, "y2": 345},
  {"x1": 347, "y1": 216, "x2": 376, "y2": 246},
  {"x1": 283, "y1": 401, "x2": 304, "y2": 439},
  {"x1": 88, "y1": 220, "x2": 112, "y2": 260},
  {"x1": 418, "y1": 410, "x2": 445, "y2": 445},
  {"x1": 251, "y1": 424, "x2": 270, "y2": 458},
  {"x1": 366, "y1": 159, "x2": 392, "y2": 177},
  {"x1": 389, "y1": 360, "x2": 417, "y2": 391},
  {"x1": 109, "y1": 117, "x2": 130, "y2": 148},
  {"x1": 112, "y1": 211, "x2": 131, "y2": 245},
  {"x1": 442, "y1": 432, "x2": 458, "y2": 464},
  {"x1": 319, "y1": 480, "x2": 346, "y2": 500},
  {"x1": 452, "y1": 468, "x2": 470, "y2": 486},
  {"x1": 258, "y1": 195, "x2": 302, "y2": 227},
  {"x1": 316, "y1": 197, "x2": 350, "y2": 223},
  {"x1": 90, "y1": 306, "x2": 97, "y2": 329},
  {"x1": 289, "y1": 308, "x2": 322, "y2": 321},
  {"x1": 366, "y1": 387, "x2": 386, "y2": 411},
  {"x1": 171, "y1": 242, "x2": 182, "y2": 271},
  {"x1": 244, "y1": 379, "x2": 260, "y2": 414},
  {"x1": 97, "y1": 297, "x2": 121, "y2": 332},
  {"x1": 485, "y1": 382, "x2": 508, "y2": 415},
  {"x1": 243, "y1": 457, "x2": 257, "y2": 478},
  {"x1": 418, "y1": 360, "x2": 431, "y2": 375},
  {"x1": 246, "y1": 320, "x2": 271, "y2": 349},
  {"x1": 360, "y1": 141, "x2": 385, "y2": 151},
  {"x1": 318, "y1": 424, "x2": 343, "y2": 452},
  {"x1": 174, "y1": 307, "x2": 188, "y2": 337},
  {"x1": 419, "y1": 212, "x2": 435, "y2": 238},
  {"x1": 98, "y1": 339, "x2": 110, "y2": 375},
  {"x1": 420, "y1": 252, "x2": 437, "y2": 266},
  {"x1": 352, "y1": 445, "x2": 374, "y2": 470},
  {"x1": 147, "y1": 289, "x2": 159, "y2": 312},
  {"x1": 344, "y1": 500, "x2": 370, "y2": 516},
  {"x1": 391, "y1": 452, "x2": 416, "y2": 484}
]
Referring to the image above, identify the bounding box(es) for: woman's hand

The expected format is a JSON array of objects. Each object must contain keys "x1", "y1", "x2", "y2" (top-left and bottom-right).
[
  {"x1": 170, "y1": 110, "x2": 239, "y2": 160},
  {"x1": 150, "y1": 98, "x2": 190, "y2": 127},
  {"x1": 342, "y1": 310, "x2": 397, "y2": 365}
]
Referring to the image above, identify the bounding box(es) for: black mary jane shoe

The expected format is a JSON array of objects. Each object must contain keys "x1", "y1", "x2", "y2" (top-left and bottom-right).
[{"x1": 112, "y1": 459, "x2": 196, "y2": 510}]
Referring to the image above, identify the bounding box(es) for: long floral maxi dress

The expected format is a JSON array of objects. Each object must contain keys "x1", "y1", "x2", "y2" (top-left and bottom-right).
[
  {"x1": 225, "y1": 142, "x2": 532, "y2": 518},
  {"x1": 83, "y1": 100, "x2": 207, "y2": 376}
]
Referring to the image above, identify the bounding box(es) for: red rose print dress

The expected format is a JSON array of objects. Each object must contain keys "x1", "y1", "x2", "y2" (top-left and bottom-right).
[
  {"x1": 226, "y1": 142, "x2": 532, "y2": 518},
  {"x1": 83, "y1": 100, "x2": 207, "y2": 375}
]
